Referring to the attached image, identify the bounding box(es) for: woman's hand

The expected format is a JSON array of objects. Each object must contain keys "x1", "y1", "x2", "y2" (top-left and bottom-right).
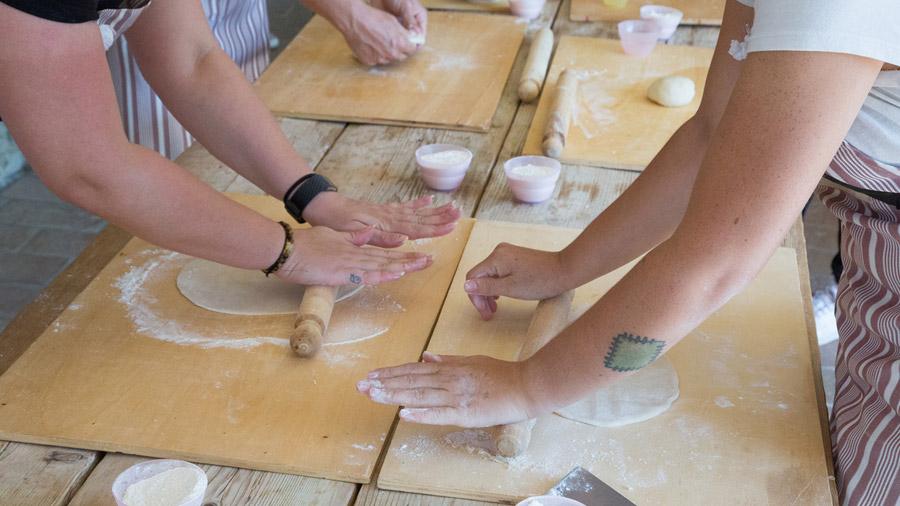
[
  {"x1": 464, "y1": 243, "x2": 569, "y2": 320},
  {"x1": 371, "y1": 0, "x2": 427, "y2": 36},
  {"x1": 343, "y1": 2, "x2": 421, "y2": 66},
  {"x1": 302, "y1": 192, "x2": 460, "y2": 248},
  {"x1": 357, "y1": 352, "x2": 536, "y2": 427},
  {"x1": 275, "y1": 226, "x2": 432, "y2": 286}
]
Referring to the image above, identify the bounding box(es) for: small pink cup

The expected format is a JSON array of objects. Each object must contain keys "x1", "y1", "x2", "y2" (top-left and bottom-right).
[
  {"x1": 640, "y1": 5, "x2": 683, "y2": 39},
  {"x1": 415, "y1": 143, "x2": 473, "y2": 191},
  {"x1": 504, "y1": 156, "x2": 561, "y2": 204},
  {"x1": 509, "y1": 0, "x2": 545, "y2": 20},
  {"x1": 617, "y1": 19, "x2": 662, "y2": 57}
]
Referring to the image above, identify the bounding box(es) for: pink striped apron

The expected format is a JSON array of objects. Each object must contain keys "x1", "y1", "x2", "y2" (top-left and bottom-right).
[
  {"x1": 105, "y1": 0, "x2": 270, "y2": 160},
  {"x1": 818, "y1": 142, "x2": 900, "y2": 505}
]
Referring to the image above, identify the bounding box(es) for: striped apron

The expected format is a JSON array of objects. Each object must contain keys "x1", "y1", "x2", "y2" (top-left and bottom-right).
[
  {"x1": 105, "y1": 0, "x2": 270, "y2": 159},
  {"x1": 819, "y1": 141, "x2": 900, "y2": 502}
]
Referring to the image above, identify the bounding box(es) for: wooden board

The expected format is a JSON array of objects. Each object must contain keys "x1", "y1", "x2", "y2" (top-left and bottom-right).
[
  {"x1": 255, "y1": 12, "x2": 525, "y2": 132},
  {"x1": 522, "y1": 36, "x2": 713, "y2": 171},
  {"x1": 378, "y1": 220, "x2": 833, "y2": 504},
  {"x1": 0, "y1": 194, "x2": 474, "y2": 484},
  {"x1": 570, "y1": 0, "x2": 725, "y2": 25},
  {"x1": 423, "y1": 0, "x2": 509, "y2": 12}
]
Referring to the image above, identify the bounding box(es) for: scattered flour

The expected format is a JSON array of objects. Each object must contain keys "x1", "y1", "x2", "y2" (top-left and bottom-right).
[
  {"x1": 420, "y1": 150, "x2": 471, "y2": 166},
  {"x1": 714, "y1": 396, "x2": 735, "y2": 408},
  {"x1": 114, "y1": 251, "x2": 396, "y2": 355},
  {"x1": 123, "y1": 467, "x2": 204, "y2": 506},
  {"x1": 352, "y1": 443, "x2": 376, "y2": 451},
  {"x1": 509, "y1": 164, "x2": 557, "y2": 179}
]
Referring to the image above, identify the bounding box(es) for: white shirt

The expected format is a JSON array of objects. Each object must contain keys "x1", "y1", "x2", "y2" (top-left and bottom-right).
[{"x1": 735, "y1": 0, "x2": 900, "y2": 166}]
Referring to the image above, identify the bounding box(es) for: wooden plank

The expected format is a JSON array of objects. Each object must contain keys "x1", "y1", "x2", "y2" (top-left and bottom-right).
[
  {"x1": 521, "y1": 36, "x2": 713, "y2": 171},
  {"x1": 423, "y1": 0, "x2": 509, "y2": 13},
  {"x1": 0, "y1": 443, "x2": 98, "y2": 505},
  {"x1": 378, "y1": 222, "x2": 832, "y2": 504},
  {"x1": 69, "y1": 453, "x2": 358, "y2": 506},
  {"x1": 0, "y1": 195, "x2": 474, "y2": 483},
  {"x1": 255, "y1": 13, "x2": 525, "y2": 132},
  {"x1": 569, "y1": 0, "x2": 726, "y2": 26}
]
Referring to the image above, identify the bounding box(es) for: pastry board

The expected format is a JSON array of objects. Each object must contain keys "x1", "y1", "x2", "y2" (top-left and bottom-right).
[
  {"x1": 378, "y1": 220, "x2": 833, "y2": 504},
  {"x1": 422, "y1": 0, "x2": 509, "y2": 12},
  {"x1": 0, "y1": 194, "x2": 474, "y2": 484},
  {"x1": 255, "y1": 12, "x2": 524, "y2": 132},
  {"x1": 570, "y1": 0, "x2": 726, "y2": 25},
  {"x1": 522, "y1": 36, "x2": 713, "y2": 171}
]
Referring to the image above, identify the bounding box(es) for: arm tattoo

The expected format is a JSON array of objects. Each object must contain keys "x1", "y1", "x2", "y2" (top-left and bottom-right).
[{"x1": 603, "y1": 332, "x2": 665, "y2": 372}]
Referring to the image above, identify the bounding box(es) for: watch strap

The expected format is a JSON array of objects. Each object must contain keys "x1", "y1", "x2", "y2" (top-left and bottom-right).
[{"x1": 283, "y1": 173, "x2": 338, "y2": 224}]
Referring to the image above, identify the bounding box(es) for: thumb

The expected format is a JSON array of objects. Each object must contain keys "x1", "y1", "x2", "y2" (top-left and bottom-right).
[
  {"x1": 348, "y1": 226, "x2": 376, "y2": 246},
  {"x1": 463, "y1": 276, "x2": 510, "y2": 297}
]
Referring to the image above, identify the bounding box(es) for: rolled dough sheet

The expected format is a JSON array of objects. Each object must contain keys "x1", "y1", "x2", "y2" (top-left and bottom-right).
[
  {"x1": 176, "y1": 259, "x2": 361, "y2": 315},
  {"x1": 555, "y1": 356, "x2": 679, "y2": 427}
]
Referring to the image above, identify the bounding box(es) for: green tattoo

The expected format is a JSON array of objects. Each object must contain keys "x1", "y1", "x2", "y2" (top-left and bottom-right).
[{"x1": 603, "y1": 332, "x2": 665, "y2": 372}]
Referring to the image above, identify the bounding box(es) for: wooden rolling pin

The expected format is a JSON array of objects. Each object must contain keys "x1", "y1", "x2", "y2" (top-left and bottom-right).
[
  {"x1": 517, "y1": 28, "x2": 554, "y2": 103},
  {"x1": 290, "y1": 285, "x2": 337, "y2": 357},
  {"x1": 494, "y1": 290, "x2": 574, "y2": 458},
  {"x1": 541, "y1": 68, "x2": 579, "y2": 159}
]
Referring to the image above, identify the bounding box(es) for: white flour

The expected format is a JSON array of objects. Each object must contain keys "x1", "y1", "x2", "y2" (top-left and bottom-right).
[
  {"x1": 509, "y1": 164, "x2": 557, "y2": 178},
  {"x1": 114, "y1": 251, "x2": 395, "y2": 355},
  {"x1": 123, "y1": 467, "x2": 204, "y2": 506},
  {"x1": 420, "y1": 150, "x2": 471, "y2": 166}
]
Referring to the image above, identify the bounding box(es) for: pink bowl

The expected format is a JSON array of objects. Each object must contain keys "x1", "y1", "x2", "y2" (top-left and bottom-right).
[
  {"x1": 618, "y1": 19, "x2": 662, "y2": 57},
  {"x1": 415, "y1": 143, "x2": 473, "y2": 191},
  {"x1": 509, "y1": 0, "x2": 545, "y2": 20},
  {"x1": 640, "y1": 5, "x2": 683, "y2": 39},
  {"x1": 503, "y1": 156, "x2": 561, "y2": 204}
]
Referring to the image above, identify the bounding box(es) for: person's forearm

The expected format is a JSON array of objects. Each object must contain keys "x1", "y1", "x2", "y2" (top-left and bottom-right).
[
  {"x1": 301, "y1": 0, "x2": 365, "y2": 34},
  {"x1": 557, "y1": 116, "x2": 712, "y2": 290},
  {"x1": 133, "y1": 43, "x2": 310, "y2": 199},
  {"x1": 66, "y1": 142, "x2": 284, "y2": 270}
]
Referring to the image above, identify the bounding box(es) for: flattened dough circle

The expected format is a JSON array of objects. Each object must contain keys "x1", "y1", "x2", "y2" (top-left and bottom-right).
[
  {"x1": 555, "y1": 356, "x2": 679, "y2": 427},
  {"x1": 176, "y1": 259, "x2": 362, "y2": 315}
]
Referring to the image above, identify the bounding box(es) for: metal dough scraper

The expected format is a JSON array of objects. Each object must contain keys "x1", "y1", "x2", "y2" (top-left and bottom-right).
[{"x1": 548, "y1": 466, "x2": 636, "y2": 506}]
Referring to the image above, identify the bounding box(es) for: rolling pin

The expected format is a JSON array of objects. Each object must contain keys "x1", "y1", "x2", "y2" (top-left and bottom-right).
[
  {"x1": 290, "y1": 285, "x2": 337, "y2": 357},
  {"x1": 517, "y1": 28, "x2": 554, "y2": 103},
  {"x1": 494, "y1": 290, "x2": 574, "y2": 458},
  {"x1": 541, "y1": 68, "x2": 579, "y2": 159}
]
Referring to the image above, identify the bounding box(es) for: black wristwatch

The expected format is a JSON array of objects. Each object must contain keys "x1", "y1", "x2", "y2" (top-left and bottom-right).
[{"x1": 283, "y1": 173, "x2": 338, "y2": 223}]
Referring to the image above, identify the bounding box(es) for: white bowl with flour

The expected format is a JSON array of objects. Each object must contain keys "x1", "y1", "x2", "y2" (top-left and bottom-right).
[
  {"x1": 112, "y1": 459, "x2": 207, "y2": 506},
  {"x1": 415, "y1": 143, "x2": 474, "y2": 191},
  {"x1": 504, "y1": 155, "x2": 561, "y2": 203},
  {"x1": 515, "y1": 495, "x2": 586, "y2": 506}
]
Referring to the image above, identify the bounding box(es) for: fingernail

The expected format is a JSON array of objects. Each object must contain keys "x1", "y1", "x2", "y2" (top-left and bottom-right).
[
  {"x1": 400, "y1": 408, "x2": 425, "y2": 420},
  {"x1": 464, "y1": 280, "x2": 476, "y2": 292},
  {"x1": 356, "y1": 380, "x2": 369, "y2": 392},
  {"x1": 367, "y1": 371, "x2": 379, "y2": 379}
]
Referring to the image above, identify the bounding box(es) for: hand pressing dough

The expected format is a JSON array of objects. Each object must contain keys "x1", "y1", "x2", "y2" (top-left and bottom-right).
[
  {"x1": 555, "y1": 356, "x2": 679, "y2": 427},
  {"x1": 647, "y1": 76, "x2": 695, "y2": 107},
  {"x1": 176, "y1": 259, "x2": 361, "y2": 315}
]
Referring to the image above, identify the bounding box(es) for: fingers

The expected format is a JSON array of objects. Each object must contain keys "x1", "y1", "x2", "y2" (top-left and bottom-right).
[
  {"x1": 348, "y1": 226, "x2": 377, "y2": 246},
  {"x1": 467, "y1": 293, "x2": 496, "y2": 320},
  {"x1": 464, "y1": 276, "x2": 510, "y2": 297},
  {"x1": 400, "y1": 407, "x2": 463, "y2": 426},
  {"x1": 367, "y1": 360, "x2": 443, "y2": 379}
]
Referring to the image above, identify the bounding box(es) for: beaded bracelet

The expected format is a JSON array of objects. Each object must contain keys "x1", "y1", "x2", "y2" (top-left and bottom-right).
[{"x1": 262, "y1": 221, "x2": 294, "y2": 277}]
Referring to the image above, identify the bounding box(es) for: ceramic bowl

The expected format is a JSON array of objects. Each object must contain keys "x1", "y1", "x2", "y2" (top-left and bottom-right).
[
  {"x1": 112, "y1": 459, "x2": 207, "y2": 506},
  {"x1": 640, "y1": 5, "x2": 683, "y2": 39},
  {"x1": 617, "y1": 19, "x2": 662, "y2": 57},
  {"x1": 503, "y1": 155, "x2": 561, "y2": 203},
  {"x1": 415, "y1": 143, "x2": 473, "y2": 191},
  {"x1": 509, "y1": 0, "x2": 545, "y2": 20}
]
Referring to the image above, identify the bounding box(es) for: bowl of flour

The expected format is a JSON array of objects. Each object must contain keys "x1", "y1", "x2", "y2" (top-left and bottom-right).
[
  {"x1": 503, "y1": 155, "x2": 561, "y2": 203},
  {"x1": 415, "y1": 143, "x2": 474, "y2": 191},
  {"x1": 112, "y1": 459, "x2": 207, "y2": 506}
]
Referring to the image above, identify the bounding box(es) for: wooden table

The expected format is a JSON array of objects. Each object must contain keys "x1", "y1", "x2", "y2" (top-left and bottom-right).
[{"x1": 0, "y1": 1, "x2": 837, "y2": 503}]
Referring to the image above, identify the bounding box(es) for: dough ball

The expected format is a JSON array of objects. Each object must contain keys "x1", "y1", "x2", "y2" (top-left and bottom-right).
[
  {"x1": 647, "y1": 76, "x2": 695, "y2": 107},
  {"x1": 407, "y1": 31, "x2": 426, "y2": 46}
]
